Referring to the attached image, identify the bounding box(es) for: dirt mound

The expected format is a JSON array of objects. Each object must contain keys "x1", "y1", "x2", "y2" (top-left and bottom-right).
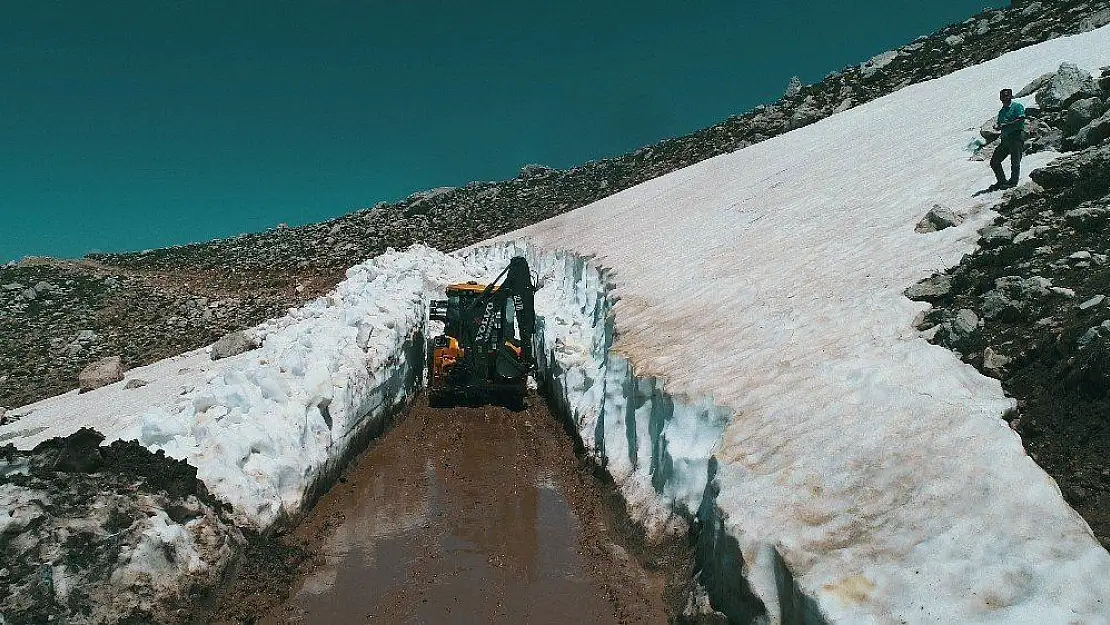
[{"x1": 1, "y1": 429, "x2": 243, "y2": 625}]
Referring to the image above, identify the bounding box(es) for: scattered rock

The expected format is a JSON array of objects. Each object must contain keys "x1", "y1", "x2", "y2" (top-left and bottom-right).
[
  {"x1": 981, "y1": 276, "x2": 1052, "y2": 321},
  {"x1": 983, "y1": 346, "x2": 1011, "y2": 371},
  {"x1": 784, "y1": 76, "x2": 803, "y2": 98},
  {"x1": 1079, "y1": 295, "x2": 1106, "y2": 310},
  {"x1": 1011, "y1": 226, "x2": 1042, "y2": 244},
  {"x1": 1078, "y1": 8, "x2": 1110, "y2": 32},
  {"x1": 519, "y1": 164, "x2": 556, "y2": 178},
  {"x1": 1077, "y1": 325, "x2": 1104, "y2": 348},
  {"x1": 123, "y1": 378, "x2": 149, "y2": 390},
  {"x1": 1051, "y1": 286, "x2": 1076, "y2": 298},
  {"x1": 1067, "y1": 109, "x2": 1110, "y2": 149},
  {"x1": 978, "y1": 225, "x2": 1015, "y2": 246},
  {"x1": 953, "y1": 309, "x2": 980, "y2": 336},
  {"x1": 1065, "y1": 97, "x2": 1106, "y2": 134},
  {"x1": 1024, "y1": 117, "x2": 1063, "y2": 152},
  {"x1": 1005, "y1": 181, "x2": 1044, "y2": 205},
  {"x1": 211, "y1": 330, "x2": 258, "y2": 360},
  {"x1": 915, "y1": 205, "x2": 964, "y2": 232},
  {"x1": 905, "y1": 275, "x2": 951, "y2": 299},
  {"x1": 1030, "y1": 144, "x2": 1110, "y2": 190},
  {"x1": 78, "y1": 356, "x2": 125, "y2": 393},
  {"x1": 860, "y1": 50, "x2": 899, "y2": 78}
]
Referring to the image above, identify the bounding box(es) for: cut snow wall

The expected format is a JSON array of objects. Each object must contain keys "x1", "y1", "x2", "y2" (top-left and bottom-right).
[
  {"x1": 107, "y1": 247, "x2": 537, "y2": 531},
  {"x1": 464, "y1": 241, "x2": 770, "y2": 622},
  {"x1": 121, "y1": 253, "x2": 438, "y2": 529}
]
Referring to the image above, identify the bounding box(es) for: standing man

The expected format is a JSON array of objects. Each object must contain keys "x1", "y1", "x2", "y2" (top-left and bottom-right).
[{"x1": 990, "y1": 88, "x2": 1026, "y2": 190}]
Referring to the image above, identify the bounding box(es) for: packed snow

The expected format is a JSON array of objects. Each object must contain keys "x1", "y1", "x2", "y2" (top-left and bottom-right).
[{"x1": 2, "y1": 21, "x2": 1109, "y2": 625}]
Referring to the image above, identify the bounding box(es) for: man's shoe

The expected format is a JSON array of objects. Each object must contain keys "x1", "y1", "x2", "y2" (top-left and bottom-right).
[
  {"x1": 1004, "y1": 179, "x2": 1019, "y2": 188},
  {"x1": 987, "y1": 181, "x2": 1006, "y2": 191}
]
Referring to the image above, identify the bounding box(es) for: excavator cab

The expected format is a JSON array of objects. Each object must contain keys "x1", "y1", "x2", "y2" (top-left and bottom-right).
[{"x1": 427, "y1": 256, "x2": 536, "y2": 407}]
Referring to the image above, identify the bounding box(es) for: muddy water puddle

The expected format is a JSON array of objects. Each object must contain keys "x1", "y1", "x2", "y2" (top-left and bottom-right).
[{"x1": 256, "y1": 398, "x2": 669, "y2": 624}]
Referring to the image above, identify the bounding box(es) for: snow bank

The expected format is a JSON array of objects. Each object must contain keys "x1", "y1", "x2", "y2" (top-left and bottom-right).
[{"x1": 1, "y1": 247, "x2": 513, "y2": 530}]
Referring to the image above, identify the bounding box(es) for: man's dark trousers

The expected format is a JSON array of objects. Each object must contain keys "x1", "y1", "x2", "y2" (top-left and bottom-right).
[{"x1": 991, "y1": 134, "x2": 1024, "y2": 185}]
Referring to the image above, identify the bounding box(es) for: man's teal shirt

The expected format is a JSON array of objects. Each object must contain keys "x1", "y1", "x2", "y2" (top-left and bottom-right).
[{"x1": 998, "y1": 101, "x2": 1026, "y2": 138}]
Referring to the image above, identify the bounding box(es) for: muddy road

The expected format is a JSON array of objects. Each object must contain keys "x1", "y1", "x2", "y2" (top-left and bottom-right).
[{"x1": 208, "y1": 395, "x2": 690, "y2": 624}]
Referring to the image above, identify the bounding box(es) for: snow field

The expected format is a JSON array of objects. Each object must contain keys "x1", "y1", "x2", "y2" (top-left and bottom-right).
[{"x1": 486, "y1": 25, "x2": 1110, "y2": 625}]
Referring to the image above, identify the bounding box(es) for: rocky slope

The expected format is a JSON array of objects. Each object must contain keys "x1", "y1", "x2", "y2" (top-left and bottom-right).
[
  {"x1": 0, "y1": 261, "x2": 336, "y2": 411},
  {"x1": 2, "y1": 0, "x2": 1109, "y2": 543},
  {"x1": 911, "y1": 118, "x2": 1110, "y2": 549}
]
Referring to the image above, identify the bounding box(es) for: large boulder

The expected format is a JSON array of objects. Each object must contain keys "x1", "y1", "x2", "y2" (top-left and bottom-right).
[
  {"x1": 1030, "y1": 143, "x2": 1110, "y2": 190},
  {"x1": 1014, "y1": 72, "x2": 1054, "y2": 98},
  {"x1": 1067, "y1": 109, "x2": 1110, "y2": 150},
  {"x1": 979, "y1": 117, "x2": 1002, "y2": 143},
  {"x1": 210, "y1": 330, "x2": 258, "y2": 360},
  {"x1": 915, "y1": 205, "x2": 964, "y2": 233},
  {"x1": 78, "y1": 356, "x2": 125, "y2": 393},
  {"x1": 1065, "y1": 97, "x2": 1106, "y2": 134},
  {"x1": 1035, "y1": 62, "x2": 1099, "y2": 110}
]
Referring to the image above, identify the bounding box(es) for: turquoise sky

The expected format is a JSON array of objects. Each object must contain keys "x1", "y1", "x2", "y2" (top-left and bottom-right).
[{"x1": 1, "y1": 1, "x2": 1004, "y2": 261}]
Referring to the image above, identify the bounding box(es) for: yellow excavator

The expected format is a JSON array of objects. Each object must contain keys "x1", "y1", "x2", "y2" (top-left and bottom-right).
[{"x1": 426, "y1": 256, "x2": 536, "y2": 406}]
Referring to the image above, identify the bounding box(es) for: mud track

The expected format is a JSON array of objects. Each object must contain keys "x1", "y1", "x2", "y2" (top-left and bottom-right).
[{"x1": 205, "y1": 394, "x2": 694, "y2": 624}]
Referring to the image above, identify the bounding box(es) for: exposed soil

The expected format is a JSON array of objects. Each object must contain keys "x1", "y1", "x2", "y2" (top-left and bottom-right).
[
  {"x1": 203, "y1": 394, "x2": 695, "y2": 624},
  {"x1": 0, "y1": 428, "x2": 242, "y2": 625}
]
